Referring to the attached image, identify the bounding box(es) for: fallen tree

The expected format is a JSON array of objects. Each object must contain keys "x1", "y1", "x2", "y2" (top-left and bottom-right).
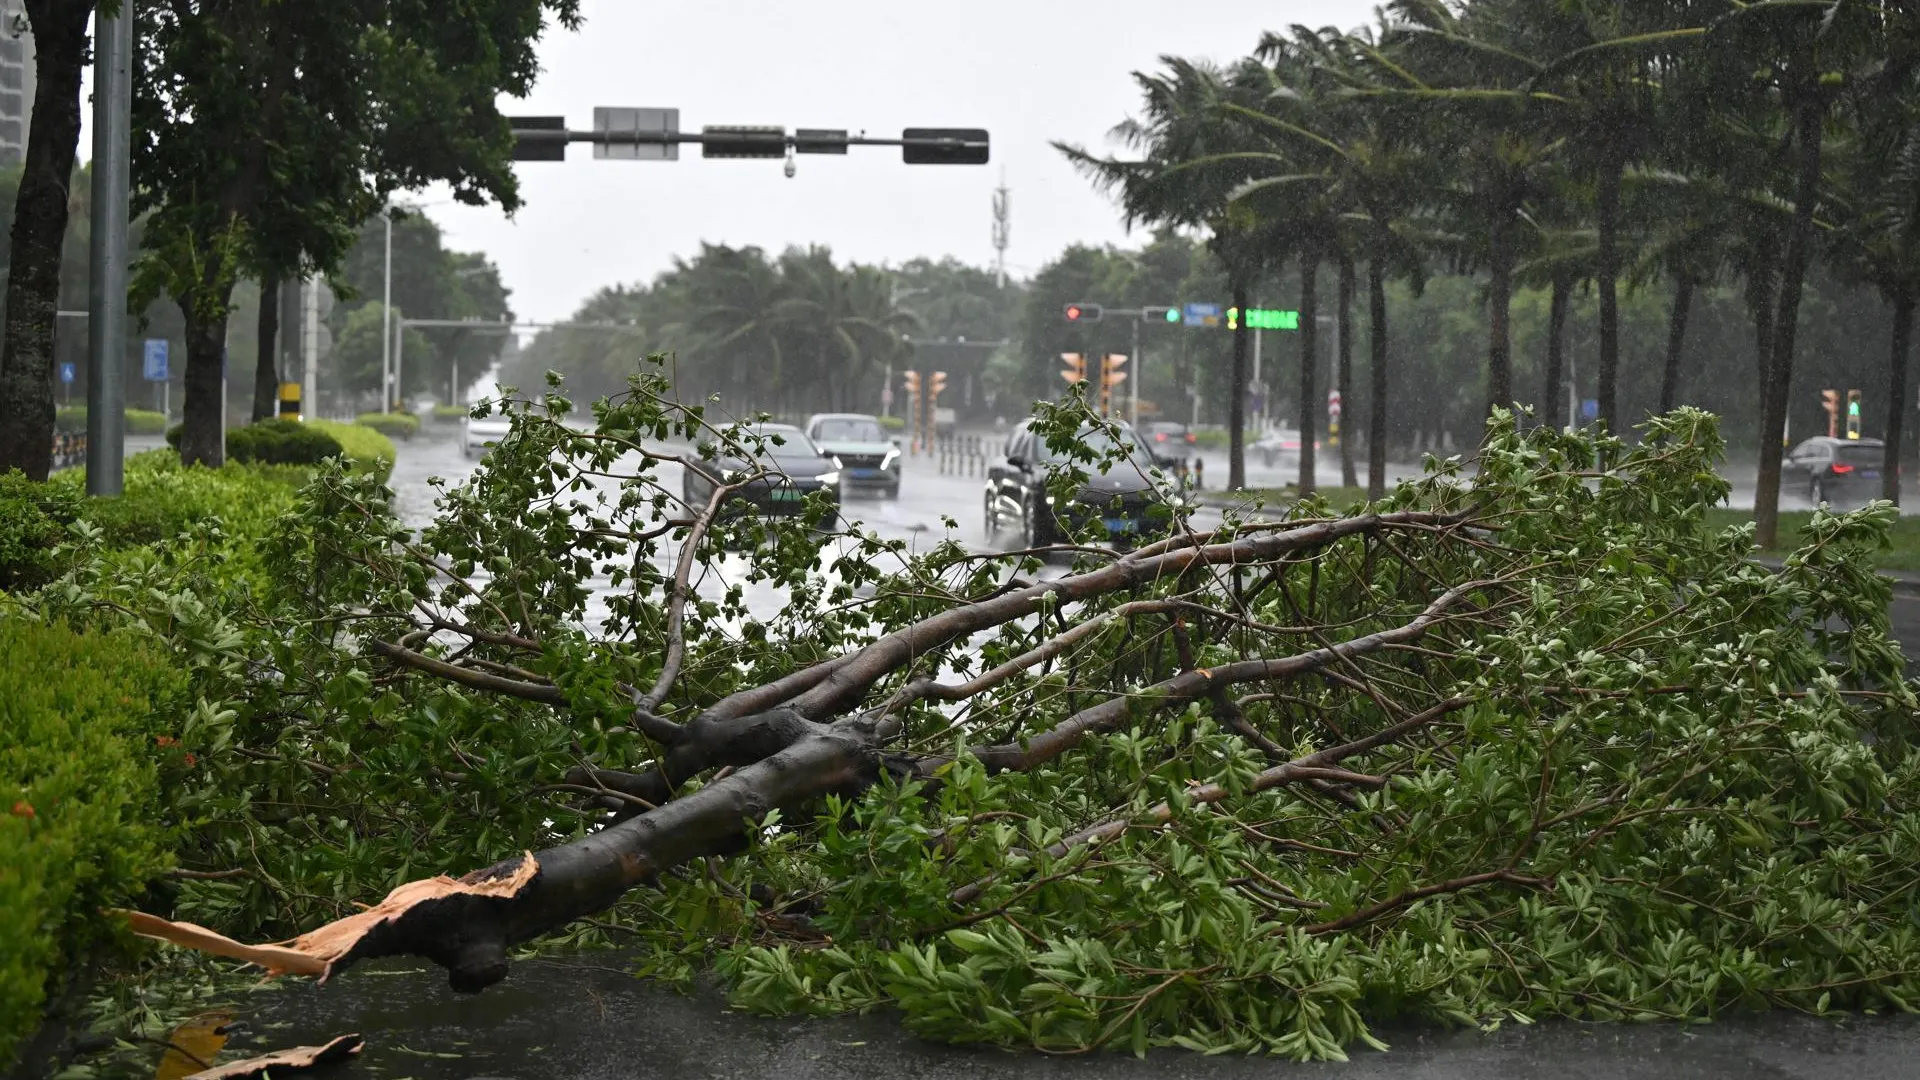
[{"x1": 34, "y1": 375, "x2": 1920, "y2": 1060}]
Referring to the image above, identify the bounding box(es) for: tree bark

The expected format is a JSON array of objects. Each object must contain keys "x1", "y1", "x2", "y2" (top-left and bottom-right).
[
  {"x1": 1337, "y1": 256, "x2": 1357, "y2": 489},
  {"x1": 1596, "y1": 157, "x2": 1622, "y2": 435},
  {"x1": 1754, "y1": 92, "x2": 1825, "y2": 551},
  {"x1": 1367, "y1": 257, "x2": 1389, "y2": 502},
  {"x1": 1660, "y1": 276, "x2": 1693, "y2": 416},
  {"x1": 1884, "y1": 290, "x2": 1913, "y2": 506},
  {"x1": 1542, "y1": 273, "x2": 1570, "y2": 431},
  {"x1": 251, "y1": 275, "x2": 280, "y2": 422},
  {"x1": 178, "y1": 289, "x2": 234, "y2": 467},
  {"x1": 0, "y1": 0, "x2": 91, "y2": 481},
  {"x1": 1297, "y1": 252, "x2": 1319, "y2": 497},
  {"x1": 1228, "y1": 276, "x2": 1249, "y2": 491},
  {"x1": 1486, "y1": 212, "x2": 1515, "y2": 424}
]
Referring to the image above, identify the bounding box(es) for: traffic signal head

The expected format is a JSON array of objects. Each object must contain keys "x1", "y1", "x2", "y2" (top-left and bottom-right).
[
  {"x1": 1822, "y1": 389, "x2": 1841, "y2": 413},
  {"x1": 903, "y1": 371, "x2": 921, "y2": 393},
  {"x1": 1064, "y1": 303, "x2": 1104, "y2": 324},
  {"x1": 1142, "y1": 306, "x2": 1179, "y2": 324},
  {"x1": 1060, "y1": 353, "x2": 1087, "y2": 384},
  {"x1": 1847, "y1": 389, "x2": 1862, "y2": 438}
]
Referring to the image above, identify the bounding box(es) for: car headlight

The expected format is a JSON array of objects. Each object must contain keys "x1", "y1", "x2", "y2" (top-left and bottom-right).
[
  {"x1": 817, "y1": 471, "x2": 840, "y2": 486},
  {"x1": 881, "y1": 449, "x2": 900, "y2": 469},
  {"x1": 831, "y1": 456, "x2": 844, "y2": 469}
]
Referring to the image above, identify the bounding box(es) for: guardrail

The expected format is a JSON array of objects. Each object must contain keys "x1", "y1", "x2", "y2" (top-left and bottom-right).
[
  {"x1": 930, "y1": 435, "x2": 1207, "y2": 491},
  {"x1": 51, "y1": 432, "x2": 88, "y2": 471}
]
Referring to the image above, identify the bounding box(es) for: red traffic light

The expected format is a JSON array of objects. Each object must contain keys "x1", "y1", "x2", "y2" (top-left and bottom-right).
[{"x1": 1063, "y1": 303, "x2": 1103, "y2": 323}]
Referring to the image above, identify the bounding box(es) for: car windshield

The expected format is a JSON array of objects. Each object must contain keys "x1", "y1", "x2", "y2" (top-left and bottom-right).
[
  {"x1": 1035, "y1": 427, "x2": 1156, "y2": 471},
  {"x1": 813, "y1": 418, "x2": 885, "y2": 443},
  {"x1": 738, "y1": 427, "x2": 820, "y2": 460},
  {"x1": 1837, "y1": 445, "x2": 1884, "y2": 467}
]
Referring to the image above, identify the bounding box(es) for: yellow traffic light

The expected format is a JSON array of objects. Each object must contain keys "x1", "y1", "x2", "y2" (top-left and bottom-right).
[{"x1": 1060, "y1": 353, "x2": 1086, "y2": 384}]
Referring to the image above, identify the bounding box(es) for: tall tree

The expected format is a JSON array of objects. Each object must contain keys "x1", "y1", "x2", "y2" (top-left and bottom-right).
[
  {"x1": 0, "y1": 0, "x2": 98, "y2": 480},
  {"x1": 133, "y1": 0, "x2": 580, "y2": 466}
]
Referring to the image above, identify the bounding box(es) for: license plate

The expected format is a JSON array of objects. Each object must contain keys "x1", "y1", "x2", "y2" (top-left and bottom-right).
[
  {"x1": 770, "y1": 488, "x2": 804, "y2": 502},
  {"x1": 849, "y1": 468, "x2": 881, "y2": 479}
]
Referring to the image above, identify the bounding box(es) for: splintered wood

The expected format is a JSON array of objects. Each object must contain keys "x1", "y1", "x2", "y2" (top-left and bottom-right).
[
  {"x1": 179, "y1": 1033, "x2": 364, "y2": 1080},
  {"x1": 116, "y1": 852, "x2": 538, "y2": 981}
]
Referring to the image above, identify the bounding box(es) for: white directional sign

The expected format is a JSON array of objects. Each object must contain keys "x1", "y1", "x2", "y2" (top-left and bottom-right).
[{"x1": 594, "y1": 107, "x2": 679, "y2": 161}]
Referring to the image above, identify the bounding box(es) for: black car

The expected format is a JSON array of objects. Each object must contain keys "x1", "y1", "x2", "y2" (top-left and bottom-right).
[
  {"x1": 682, "y1": 423, "x2": 841, "y2": 525},
  {"x1": 1781, "y1": 436, "x2": 1890, "y2": 508},
  {"x1": 984, "y1": 420, "x2": 1176, "y2": 549},
  {"x1": 1143, "y1": 421, "x2": 1197, "y2": 466}
]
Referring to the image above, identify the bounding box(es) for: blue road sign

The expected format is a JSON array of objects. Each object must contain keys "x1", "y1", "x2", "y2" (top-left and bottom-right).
[
  {"x1": 1183, "y1": 302, "x2": 1222, "y2": 328},
  {"x1": 58, "y1": 362, "x2": 74, "y2": 385},
  {"x1": 143, "y1": 339, "x2": 169, "y2": 381},
  {"x1": 1580, "y1": 398, "x2": 1599, "y2": 421}
]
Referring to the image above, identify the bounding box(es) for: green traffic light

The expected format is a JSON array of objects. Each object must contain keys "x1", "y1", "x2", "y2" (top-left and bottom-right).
[
  {"x1": 1165, "y1": 308, "x2": 1181, "y2": 323},
  {"x1": 1849, "y1": 402, "x2": 1861, "y2": 416}
]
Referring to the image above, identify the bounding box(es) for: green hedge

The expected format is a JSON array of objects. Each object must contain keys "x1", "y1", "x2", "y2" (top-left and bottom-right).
[
  {"x1": 355, "y1": 411, "x2": 420, "y2": 440},
  {"x1": 46, "y1": 450, "x2": 308, "y2": 552},
  {"x1": 877, "y1": 414, "x2": 906, "y2": 432},
  {"x1": 431, "y1": 404, "x2": 468, "y2": 422},
  {"x1": 308, "y1": 421, "x2": 397, "y2": 479},
  {"x1": 226, "y1": 420, "x2": 344, "y2": 467},
  {"x1": 0, "y1": 472, "x2": 80, "y2": 593},
  {"x1": 163, "y1": 420, "x2": 394, "y2": 482},
  {"x1": 0, "y1": 619, "x2": 181, "y2": 1070},
  {"x1": 53, "y1": 408, "x2": 168, "y2": 436}
]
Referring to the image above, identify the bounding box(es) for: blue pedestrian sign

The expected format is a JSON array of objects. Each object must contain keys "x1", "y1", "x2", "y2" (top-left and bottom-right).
[
  {"x1": 142, "y1": 339, "x2": 169, "y2": 381},
  {"x1": 1580, "y1": 398, "x2": 1599, "y2": 422},
  {"x1": 1183, "y1": 302, "x2": 1222, "y2": 328},
  {"x1": 58, "y1": 361, "x2": 74, "y2": 385}
]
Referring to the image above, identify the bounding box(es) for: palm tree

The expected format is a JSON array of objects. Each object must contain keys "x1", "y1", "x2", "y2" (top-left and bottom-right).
[
  {"x1": 1827, "y1": 72, "x2": 1920, "y2": 504},
  {"x1": 1057, "y1": 58, "x2": 1276, "y2": 490}
]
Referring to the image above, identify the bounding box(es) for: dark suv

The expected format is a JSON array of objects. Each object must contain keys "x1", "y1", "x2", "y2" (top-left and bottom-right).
[
  {"x1": 1781, "y1": 436, "x2": 1889, "y2": 508},
  {"x1": 984, "y1": 420, "x2": 1176, "y2": 549}
]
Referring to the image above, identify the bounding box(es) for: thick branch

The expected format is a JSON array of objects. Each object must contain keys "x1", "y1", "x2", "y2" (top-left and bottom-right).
[{"x1": 369, "y1": 640, "x2": 567, "y2": 705}]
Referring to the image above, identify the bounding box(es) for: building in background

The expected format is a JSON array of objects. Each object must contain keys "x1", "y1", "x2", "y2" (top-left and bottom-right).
[{"x1": 0, "y1": 24, "x2": 32, "y2": 167}]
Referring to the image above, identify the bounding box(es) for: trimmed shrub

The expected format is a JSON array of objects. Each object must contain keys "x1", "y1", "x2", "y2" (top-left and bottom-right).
[
  {"x1": 431, "y1": 404, "x2": 468, "y2": 422},
  {"x1": 52, "y1": 408, "x2": 169, "y2": 435},
  {"x1": 224, "y1": 420, "x2": 345, "y2": 467},
  {"x1": 124, "y1": 409, "x2": 168, "y2": 436},
  {"x1": 877, "y1": 414, "x2": 906, "y2": 433},
  {"x1": 0, "y1": 472, "x2": 80, "y2": 593},
  {"x1": 48, "y1": 450, "x2": 308, "y2": 551},
  {"x1": 308, "y1": 421, "x2": 397, "y2": 481},
  {"x1": 0, "y1": 619, "x2": 181, "y2": 1070},
  {"x1": 355, "y1": 411, "x2": 420, "y2": 440}
]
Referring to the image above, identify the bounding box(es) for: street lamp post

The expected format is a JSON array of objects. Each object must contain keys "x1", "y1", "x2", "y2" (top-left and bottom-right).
[{"x1": 382, "y1": 209, "x2": 393, "y2": 411}]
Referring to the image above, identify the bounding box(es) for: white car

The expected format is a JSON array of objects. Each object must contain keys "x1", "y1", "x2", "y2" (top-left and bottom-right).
[
  {"x1": 1253, "y1": 428, "x2": 1318, "y2": 468},
  {"x1": 462, "y1": 414, "x2": 511, "y2": 459}
]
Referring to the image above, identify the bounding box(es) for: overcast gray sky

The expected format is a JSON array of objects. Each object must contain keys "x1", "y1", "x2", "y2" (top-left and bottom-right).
[{"x1": 91, "y1": 1, "x2": 1382, "y2": 323}]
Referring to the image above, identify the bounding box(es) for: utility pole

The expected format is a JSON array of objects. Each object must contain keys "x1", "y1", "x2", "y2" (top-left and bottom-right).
[
  {"x1": 991, "y1": 170, "x2": 1010, "y2": 289},
  {"x1": 86, "y1": 0, "x2": 133, "y2": 496},
  {"x1": 303, "y1": 281, "x2": 320, "y2": 416}
]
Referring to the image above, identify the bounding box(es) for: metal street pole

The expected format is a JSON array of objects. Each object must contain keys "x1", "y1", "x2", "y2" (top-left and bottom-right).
[
  {"x1": 394, "y1": 313, "x2": 404, "y2": 412},
  {"x1": 382, "y1": 209, "x2": 393, "y2": 411},
  {"x1": 1129, "y1": 316, "x2": 1141, "y2": 428},
  {"x1": 86, "y1": 1, "x2": 132, "y2": 496},
  {"x1": 1251, "y1": 329, "x2": 1263, "y2": 435}
]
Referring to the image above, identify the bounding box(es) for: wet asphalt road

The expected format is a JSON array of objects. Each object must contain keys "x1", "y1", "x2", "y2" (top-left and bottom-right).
[
  {"x1": 232, "y1": 954, "x2": 1920, "y2": 1080},
  {"x1": 387, "y1": 427, "x2": 1920, "y2": 663}
]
